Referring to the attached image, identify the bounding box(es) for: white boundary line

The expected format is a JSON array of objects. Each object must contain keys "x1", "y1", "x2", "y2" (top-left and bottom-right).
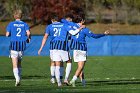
[{"x1": 0, "y1": 77, "x2": 139, "y2": 81}]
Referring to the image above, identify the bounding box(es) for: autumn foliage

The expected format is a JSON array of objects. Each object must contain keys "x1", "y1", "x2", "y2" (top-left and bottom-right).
[{"x1": 31, "y1": 0, "x2": 85, "y2": 24}]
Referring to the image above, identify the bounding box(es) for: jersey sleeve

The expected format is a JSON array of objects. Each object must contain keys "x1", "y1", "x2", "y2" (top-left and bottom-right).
[
  {"x1": 6, "y1": 23, "x2": 12, "y2": 32},
  {"x1": 85, "y1": 28, "x2": 105, "y2": 38}
]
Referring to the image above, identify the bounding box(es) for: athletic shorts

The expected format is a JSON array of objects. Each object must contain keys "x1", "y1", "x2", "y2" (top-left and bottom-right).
[
  {"x1": 50, "y1": 50, "x2": 53, "y2": 60},
  {"x1": 10, "y1": 50, "x2": 23, "y2": 59},
  {"x1": 73, "y1": 50, "x2": 86, "y2": 62},
  {"x1": 52, "y1": 50, "x2": 71, "y2": 62}
]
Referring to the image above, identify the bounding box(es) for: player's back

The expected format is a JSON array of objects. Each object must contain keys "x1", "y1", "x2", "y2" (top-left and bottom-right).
[
  {"x1": 50, "y1": 22, "x2": 69, "y2": 41},
  {"x1": 49, "y1": 22, "x2": 70, "y2": 51},
  {"x1": 7, "y1": 20, "x2": 29, "y2": 41},
  {"x1": 6, "y1": 20, "x2": 29, "y2": 51}
]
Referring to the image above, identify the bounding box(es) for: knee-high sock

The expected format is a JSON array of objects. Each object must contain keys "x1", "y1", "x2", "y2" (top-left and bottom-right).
[
  {"x1": 13, "y1": 68, "x2": 20, "y2": 82},
  {"x1": 72, "y1": 75, "x2": 77, "y2": 81},
  {"x1": 55, "y1": 66, "x2": 61, "y2": 83},
  {"x1": 50, "y1": 66, "x2": 55, "y2": 78},
  {"x1": 65, "y1": 63, "x2": 71, "y2": 81}
]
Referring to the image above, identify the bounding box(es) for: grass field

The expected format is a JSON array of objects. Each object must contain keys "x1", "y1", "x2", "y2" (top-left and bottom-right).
[{"x1": 0, "y1": 56, "x2": 140, "y2": 93}]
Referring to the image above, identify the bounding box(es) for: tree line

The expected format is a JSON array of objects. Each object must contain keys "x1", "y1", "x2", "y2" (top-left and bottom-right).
[{"x1": 1, "y1": 0, "x2": 140, "y2": 24}]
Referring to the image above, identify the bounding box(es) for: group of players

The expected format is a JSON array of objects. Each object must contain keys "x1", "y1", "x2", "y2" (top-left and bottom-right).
[{"x1": 6, "y1": 9, "x2": 109, "y2": 87}]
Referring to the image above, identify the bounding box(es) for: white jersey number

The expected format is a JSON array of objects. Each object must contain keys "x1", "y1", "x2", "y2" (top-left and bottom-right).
[
  {"x1": 16, "y1": 28, "x2": 21, "y2": 37},
  {"x1": 54, "y1": 28, "x2": 61, "y2": 37}
]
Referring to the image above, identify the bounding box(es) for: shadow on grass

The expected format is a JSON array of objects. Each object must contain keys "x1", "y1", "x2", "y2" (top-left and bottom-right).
[
  {"x1": 0, "y1": 75, "x2": 47, "y2": 80},
  {"x1": 85, "y1": 79, "x2": 140, "y2": 86}
]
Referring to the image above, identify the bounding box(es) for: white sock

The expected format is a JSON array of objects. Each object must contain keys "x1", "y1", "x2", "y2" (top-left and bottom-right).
[
  {"x1": 50, "y1": 66, "x2": 55, "y2": 79},
  {"x1": 55, "y1": 66, "x2": 61, "y2": 83},
  {"x1": 65, "y1": 63, "x2": 71, "y2": 81},
  {"x1": 13, "y1": 68, "x2": 20, "y2": 82},
  {"x1": 60, "y1": 66, "x2": 64, "y2": 80},
  {"x1": 72, "y1": 75, "x2": 77, "y2": 81}
]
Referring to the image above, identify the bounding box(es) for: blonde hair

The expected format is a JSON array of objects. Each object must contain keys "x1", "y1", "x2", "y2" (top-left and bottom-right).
[{"x1": 13, "y1": 9, "x2": 22, "y2": 19}]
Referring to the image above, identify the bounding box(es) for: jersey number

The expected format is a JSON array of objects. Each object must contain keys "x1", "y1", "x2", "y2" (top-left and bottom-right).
[
  {"x1": 16, "y1": 28, "x2": 21, "y2": 37},
  {"x1": 54, "y1": 28, "x2": 61, "y2": 37}
]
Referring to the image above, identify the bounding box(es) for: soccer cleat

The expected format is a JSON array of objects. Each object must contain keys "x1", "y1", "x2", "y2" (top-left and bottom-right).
[
  {"x1": 64, "y1": 80, "x2": 70, "y2": 86},
  {"x1": 81, "y1": 80, "x2": 86, "y2": 87},
  {"x1": 58, "y1": 82, "x2": 62, "y2": 87},
  {"x1": 70, "y1": 80, "x2": 76, "y2": 87},
  {"x1": 50, "y1": 78, "x2": 55, "y2": 84},
  {"x1": 15, "y1": 81, "x2": 20, "y2": 86}
]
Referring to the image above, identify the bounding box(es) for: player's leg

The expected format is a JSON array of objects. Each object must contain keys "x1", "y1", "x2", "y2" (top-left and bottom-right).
[
  {"x1": 60, "y1": 62, "x2": 64, "y2": 82},
  {"x1": 52, "y1": 50, "x2": 62, "y2": 86},
  {"x1": 70, "y1": 50, "x2": 86, "y2": 87},
  {"x1": 79, "y1": 71, "x2": 86, "y2": 86},
  {"x1": 70, "y1": 61, "x2": 85, "y2": 87},
  {"x1": 55, "y1": 61, "x2": 61, "y2": 86},
  {"x1": 50, "y1": 50, "x2": 56, "y2": 83},
  {"x1": 50, "y1": 61, "x2": 56, "y2": 83},
  {"x1": 10, "y1": 50, "x2": 20, "y2": 86},
  {"x1": 64, "y1": 59, "x2": 72, "y2": 85},
  {"x1": 60, "y1": 50, "x2": 71, "y2": 85},
  {"x1": 17, "y1": 51, "x2": 23, "y2": 84}
]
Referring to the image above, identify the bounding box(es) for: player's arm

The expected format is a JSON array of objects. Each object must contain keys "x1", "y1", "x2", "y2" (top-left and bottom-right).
[
  {"x1": 38, "y1": 33, "x2": 49, "y2": 55},
  {"x1": 26, "y1": 30, "x2": 31, "y2": 43},
  {"x1": 68, "y1": 25, "x2": 85, "y2": 35},
  {"x1": 86, "y1": 28, "x2": 109, "y2": 39},
  {"x1": 6, "y1": 23, "x2": 11, "y2": 37}
]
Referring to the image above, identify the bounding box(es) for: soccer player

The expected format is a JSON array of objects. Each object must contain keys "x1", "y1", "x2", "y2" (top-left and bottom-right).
[
  {"x1": 43, "y1": 14, "x2": 85, "y2": 87},
  {"x1": 6, "y1": 9, "x2": 31, "y2": 86},
  {"x1": 69, "y1": 16, "x2": 109, "y2": 87},
  {"x1": 60, "y1": 14, "x2": 75, "y2": 85},
  {"x1": 38, "y1": 18, "x2": 56, "y2": 84}
]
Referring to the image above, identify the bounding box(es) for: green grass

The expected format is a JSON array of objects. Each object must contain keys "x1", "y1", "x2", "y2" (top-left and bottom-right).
[{"x1": 0, "y1": 56, "x2": 140, "y2": 93}]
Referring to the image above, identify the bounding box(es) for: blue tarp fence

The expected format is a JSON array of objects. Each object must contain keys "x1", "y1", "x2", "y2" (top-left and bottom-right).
[{"x1": 0, "y1": 35, "x2": 140, "y2": 56}]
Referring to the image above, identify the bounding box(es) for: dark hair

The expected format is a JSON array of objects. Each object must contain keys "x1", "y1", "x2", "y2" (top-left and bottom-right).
[
  {"x1": 75, "y1": 15, "x2": 85, "y2": 23},
  {"x1": 65, "y1": 13, "x2": 74, "y2": 19},
  {"x1": 50, "y1": 13, "x2": 59, "y2": 21}
]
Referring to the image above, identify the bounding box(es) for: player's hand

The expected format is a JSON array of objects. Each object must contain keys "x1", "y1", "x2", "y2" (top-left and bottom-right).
[
  {"x1": 104, "y1": 30, "x2": 110, "y2": 35},
  {"x1": 38, "y1": 49, "x2": 42, "y2": 55},
  {"x1": 26, "y1": 38, "x2": 30, "y2": 43}
]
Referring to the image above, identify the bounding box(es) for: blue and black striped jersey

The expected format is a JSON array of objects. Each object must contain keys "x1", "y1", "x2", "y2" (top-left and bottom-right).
[
  {"x1": 70, "y1": 23, "x2": 105, "y2": 51},
  {"x1": 6, "y1": 20, "x2": 30, "y2": 51},
  {"x1": 45, "y1": 22, "x2": 73, "y2": 51}
]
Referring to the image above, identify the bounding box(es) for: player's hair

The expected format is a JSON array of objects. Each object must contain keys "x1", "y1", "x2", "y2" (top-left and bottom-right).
[
  {"x1": 50, "y1": 13, "x2": 59, "y2": 21},
  {"x1": 75, "y1": 15, "x2": 85, "y2": 23},
  {"x1": 13, "y1": 9, "x2": 22, "y2": 19},
  {"x1": 65, "y1": 13, "x2": 74, "y2": 19}
]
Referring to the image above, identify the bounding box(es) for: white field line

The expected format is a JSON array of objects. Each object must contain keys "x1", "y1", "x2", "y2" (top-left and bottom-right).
[{"x1": 0, "y1": 77, "x2": 139, "y2": 81}]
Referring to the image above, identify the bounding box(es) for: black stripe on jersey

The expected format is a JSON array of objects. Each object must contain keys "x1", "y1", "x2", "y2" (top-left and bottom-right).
[
  {"x1": 54, "y1": 41, "x2": 57, "y2": 49},
  {"x1": 78, "y1": 42, "x2": 80, "y2": 49},
  {"x1": 62, "y1": 41, "x2": 65, "y2": 50},
  {"x1": 18, "y1": 42, "x2": 21, "y2": 50},
  {"x1": 60, "y1": 41, "x2": 62, "y2": 49},
  {"x1": 57, "y1": 41, "x2": 60, "y2": 49},
  {"x1": 70, "y1": 39, "x2": 87, "y2": 51},
  {"x1": 16, "y1": 41, "x2": 19, "y2": 51},
  {"x1": 21, "y1": 42, "x2": 23, "y2": 51}
]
